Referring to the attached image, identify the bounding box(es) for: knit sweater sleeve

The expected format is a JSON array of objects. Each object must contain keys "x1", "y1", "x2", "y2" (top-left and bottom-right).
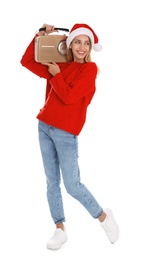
[
  {"x1": 49, "y1": 62, "x2": 98, "y2": 104},
  {"x1": 20, "y1": 36, "x2": 52, "y2": 80}
]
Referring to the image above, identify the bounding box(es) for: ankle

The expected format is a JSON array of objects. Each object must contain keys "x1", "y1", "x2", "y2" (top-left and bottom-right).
[
  {"x1": 56, "y1": 222, "x2": 65, "y2": 231},
  {"x1": 98, "y1": 211, "x2": 107, "y2": 222}
]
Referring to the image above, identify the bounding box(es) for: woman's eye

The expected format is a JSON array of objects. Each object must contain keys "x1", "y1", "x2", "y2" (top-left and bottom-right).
[{"x1": 74, "y1": 41, "x2": 90, "y2": 45}]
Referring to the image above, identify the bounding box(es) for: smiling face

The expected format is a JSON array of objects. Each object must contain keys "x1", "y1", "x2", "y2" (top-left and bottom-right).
[{"x1": 70, "y1": 35, "x2": 91, "y2": 63}]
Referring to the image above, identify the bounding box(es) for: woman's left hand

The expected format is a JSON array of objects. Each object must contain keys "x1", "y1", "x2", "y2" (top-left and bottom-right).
[{"x1": 42, "y1": 61, "x2": 60, "y2": 76}]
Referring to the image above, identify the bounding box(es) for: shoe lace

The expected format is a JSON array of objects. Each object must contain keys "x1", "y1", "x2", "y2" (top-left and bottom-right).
[
  {"x1": 103, "y1": 222, "x2": 113, "y2": 234},
  {"x1": 51, "y1": 229, "x2": 62, "y2": 241}
]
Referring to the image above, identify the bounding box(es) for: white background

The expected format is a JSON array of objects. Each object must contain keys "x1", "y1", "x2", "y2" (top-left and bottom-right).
[{"x1": 0, "y1": 0, "x2": 148, "y2": 259}]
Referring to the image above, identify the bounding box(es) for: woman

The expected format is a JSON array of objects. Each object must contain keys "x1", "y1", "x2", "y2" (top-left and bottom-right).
[{"x1": 20, "y1": 23, "x2": 119, "y2": 250}]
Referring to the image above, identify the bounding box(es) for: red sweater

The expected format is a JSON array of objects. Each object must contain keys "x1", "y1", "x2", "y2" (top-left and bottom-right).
[{"x1": 20, "y1": 36, "x2": 98, "y2": 135}]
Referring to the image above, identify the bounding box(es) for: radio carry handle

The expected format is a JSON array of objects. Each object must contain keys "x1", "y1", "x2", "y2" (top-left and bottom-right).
[{"x1": 39, "y1": 27, "x2": 69, "y2": 32}]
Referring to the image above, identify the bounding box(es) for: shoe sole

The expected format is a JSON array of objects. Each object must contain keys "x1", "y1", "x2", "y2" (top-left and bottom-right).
[{"x1": 47, "y1": 238, "x2": 67, "y2": 250}]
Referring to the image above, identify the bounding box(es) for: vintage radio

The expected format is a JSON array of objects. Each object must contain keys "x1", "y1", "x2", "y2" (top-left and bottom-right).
[{"x1": 35, "y1": 27, "x2": 69, "y2": 63}]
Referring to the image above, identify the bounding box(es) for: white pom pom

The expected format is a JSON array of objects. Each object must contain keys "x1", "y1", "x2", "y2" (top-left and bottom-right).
[{"x1": 93, "y1": 43, "x2": 102, "y2": 52}]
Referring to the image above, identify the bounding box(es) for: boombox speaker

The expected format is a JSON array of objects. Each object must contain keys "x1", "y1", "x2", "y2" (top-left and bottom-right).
[{"x1": 35, "y1": 27, "x2": 69, "y2": 63}]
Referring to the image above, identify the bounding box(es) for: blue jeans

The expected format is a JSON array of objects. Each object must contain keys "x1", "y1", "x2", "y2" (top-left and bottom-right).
[{"x1": 38, "y1": 120, "x2": 103, "y2": 224}]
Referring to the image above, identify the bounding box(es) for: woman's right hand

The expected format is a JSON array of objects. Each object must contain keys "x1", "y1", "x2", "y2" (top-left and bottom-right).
[{"x1": 37, "y1": 24, "x2": 58, "y2": 36}]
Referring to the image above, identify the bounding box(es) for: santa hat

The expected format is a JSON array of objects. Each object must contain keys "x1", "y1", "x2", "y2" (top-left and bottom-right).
[{"x1": 66, "y1": 23, "x2": 102, "y2": 51}]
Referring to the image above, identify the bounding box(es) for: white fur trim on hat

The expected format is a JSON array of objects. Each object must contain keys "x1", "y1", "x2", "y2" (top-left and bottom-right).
[{"x1": 66, "y1": 27, "x2": 102, "y2": 51}]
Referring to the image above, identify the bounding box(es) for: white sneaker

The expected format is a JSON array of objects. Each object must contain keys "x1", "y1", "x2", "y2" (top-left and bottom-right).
[
  {"x1": 100, "y1": 208, "x2": 119, "y2": 244},
  {"x1": 47, "y1": 228, "x2": 67, "y2": 250}
]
